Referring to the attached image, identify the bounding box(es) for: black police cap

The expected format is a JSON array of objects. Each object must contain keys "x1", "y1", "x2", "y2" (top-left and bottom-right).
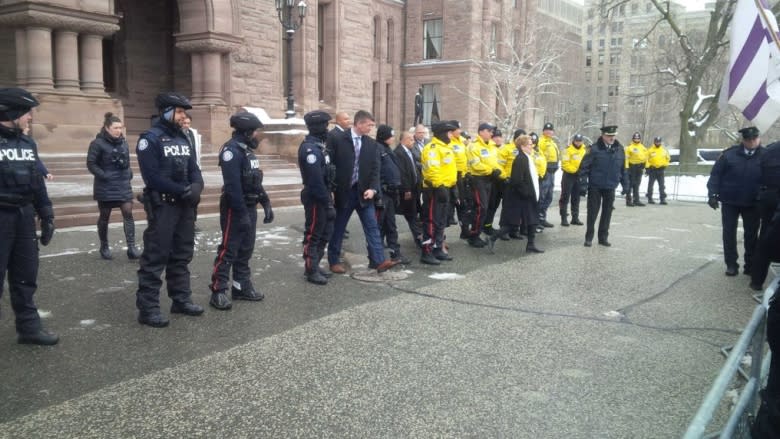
[
  {"x1": 573, "y1": 134, "x2": 584, "y2": 141},
  {"x1": 492, "y1": 128, "x2": 503, "y2": 138},
  {"x1": 431, "y1": 121, "x2": 457, "y2": 136},
  {"x1": 447, "y1": 120, "x2": 462, "y2": 129},
  {"x1": 478, "y1": 122, "x2": 495, "y2": 132},
  {"x1": 600, "y1": 125, "x2": 618, "y2": 135},
  {"x1": 738, "y1": 126, "x2": 760, "y2": 140},
  {"x1": 543, "y1": 122, "x2": 554, "y2": 131},
  {"x1": 632, "y1": 132, "x2": 641, "y2": 139},
  {"x1": 230, "y1": 111, "x2": 263, "y2": 131},
  {"x1": 376, "y1": 124, "x2": 395, "y2": 143},
  {"x1": 303, "y1": 110, "x2": 331, "y2": 127},
  {"x1": 512, "y1": 128, "x2": 526, "y2": 140},
  {"x1": 653, "y1": 136, "x2": 662, "y2": 143},
  {"x1": 155, "y1": 92, "x2": 192, "y2": 110}
]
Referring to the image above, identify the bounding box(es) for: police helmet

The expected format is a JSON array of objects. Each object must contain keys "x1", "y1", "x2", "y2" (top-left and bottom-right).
[
  {"x1": 0, "y1": 87, "x2": 39, "y2": 121},
  {"x1": 512, "y1": 128, "x2": 526, "y2": 140},
  {"x1": 230, "y1": 111, "x2": 263, "y2": 131},
  {"x1": 632, "y1": 132, "x2": 641, "y2": 140},
  {"x1": 529, "y1": 132, "x2": 539, "y2": 144},
  {"x1": 154, "y1": 92, "x2": 192, "y2": 111},
  {"x1": 573, "y1": 134, "x2": 584, "y2": 142},
  {"x1": 653, "y1": 136, "x2": 662, "y2": 143}
]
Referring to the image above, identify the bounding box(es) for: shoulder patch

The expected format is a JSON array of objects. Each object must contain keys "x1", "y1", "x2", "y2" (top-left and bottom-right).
[
  {"x1": 428, "y1": 151, "x2": 437, "y2": 158},
  {"x1": 222, "y1": 150, "x2": 234, "y2": 162},
  {"x1": 138, "y1": 138, "x2": 149, "y2": 151},
  {"x1": 306, "y1": 153, "x2": 317, "y2": 164}
]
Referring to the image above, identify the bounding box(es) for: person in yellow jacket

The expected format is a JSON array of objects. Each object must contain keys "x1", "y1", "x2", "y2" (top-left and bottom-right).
[
  {"x1": 420, "y1": 121, "x2": 458, "y2": 265},
  {"x1": 465, "y1": 122, "x2": 501, "y2": 247},
  {"x1": 625, "y1": 132, "x2": 648, "y2": 206},
  {"x1": 447, "y1": 121, "x2": 469, "y2": 235},
  {"x1": 537, "y1": 122, "x2": 560, "y2": 227},
  {"x1": 484, "y1": 128, "x2": 509, "y2": 236},
  {"x1": 531, "y1": 132, "x2": 547, "y2": 180},
  {"x1": 645, "y1": 136, "x2": 670, "y2": 205},
  {"x1": 558, "y1": 134, "x2": 587, "y2": 226}
]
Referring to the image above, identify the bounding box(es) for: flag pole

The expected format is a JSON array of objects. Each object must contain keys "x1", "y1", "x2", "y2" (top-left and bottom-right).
[{"x1": 754, "y1": 0, "x2": 780, "y2": 52}]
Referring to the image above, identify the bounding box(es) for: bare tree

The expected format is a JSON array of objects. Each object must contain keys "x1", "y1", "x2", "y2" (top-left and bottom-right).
[
  {"x1": 449, "y1": 17, "x2": 570, "y2": 137},
  {"x1": 600, "y1": 0, "x2": 735, "y2": 168}
]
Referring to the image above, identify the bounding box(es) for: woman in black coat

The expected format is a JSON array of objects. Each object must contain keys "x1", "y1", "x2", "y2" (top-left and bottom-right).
[
  {"x1": 488, "y1": 133, "x2": 544, "y2": 254},
  {"x1": 86, "y1": 112, "x2": 139, "y2": 260}
]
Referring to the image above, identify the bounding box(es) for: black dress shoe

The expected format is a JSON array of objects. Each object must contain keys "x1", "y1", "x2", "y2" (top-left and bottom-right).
[
  {"x1": 647, "y1": 199, "x2": 656, "y2": 204},
  {"x1": 743, "y1": 267, "x2": 752, "y2": 275},
  {"x1": 725, "y1": 266, "x2": 739, "y2": 276},
  {"x1": 750, "y1": 282, "x2": 764, "y2": 291},
  {"x1": 209, "y1": 292, "x2": 233, "y2": 310},
  {"x1": 584, "y1": 241, "x2": 592, "y2": 247},
  {"x1": 318, "y1": 268, "x2": 333, "y2": 278},
  {"x1": 433, "y1": 249, "x2": 453, "y2": 261},
  {"x1": 634, "y1": 202, "x2": 646, "y2": 207},
  {"x1": 170, "y1": 301, "x2": 205, "y2": 316},
  {"x1": 598, "y1": 240, "x2": 612, "y2": 247},
  {"x1": 18, "y1": 329, "x2": 59, "y2": 345},
  {"x1": 526, "y1": 245, "x2": 545, "y2": 253},
  {"x1": 232, "y1": 287, "x2": 265, "y2": 301},
  {"x1": 468, "y1": 237, "x2": 486, "y2": 248},
  {"x1": 138, "y1": 313, "x2": 170, "y2": 328},
  {"x1": 541, "y1": 220, "x2": 554, "y2": 228},
  {"x1": 570, "y1": 218, "x2": 584, "y2": 226},
  {"x1": 420, "y1": 253, "x2": 441, "y2": 265},
  {"x1": 659, "y1": 200, "x2": 668, "y2": 205},
  {"x1": 306, "y1": 271, "x2": 328, "y2": 285}
]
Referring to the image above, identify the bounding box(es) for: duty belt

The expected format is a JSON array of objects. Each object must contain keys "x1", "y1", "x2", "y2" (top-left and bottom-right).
[
  {"x1": 159, "y1": 193, "x2": 182, "y2": 204},
  {"x1": 0, "y1": 193, "x2": 32, "y2": 208}
]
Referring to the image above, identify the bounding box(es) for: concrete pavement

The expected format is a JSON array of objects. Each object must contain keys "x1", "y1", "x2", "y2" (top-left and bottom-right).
[{"x1": 0, "y1": 198, "x2": 770, "y2": 438}]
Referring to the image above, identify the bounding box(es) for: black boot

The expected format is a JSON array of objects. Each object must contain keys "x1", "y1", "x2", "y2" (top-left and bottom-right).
[
  {"x1": 306, "y1": 270, "x2": 328, "y2": 285},
  {"x1": 124, "y1": 217, "x2": 141, "y2": 260},
  {"x1": 561, "y1": 215, "x2": 569, "y2": 227},
  {"x1": 526, "y1": 228, "x2": 544, "y2": 253},
  {"x1": 420, "y1": 251, "x2": 441, "y2": 265},
  {"x1": 570, "y1": 216, "x2": 583, "y2": 226},
  {"x1": 98, "y1": 219, "x2": 112, "y2": 260}
]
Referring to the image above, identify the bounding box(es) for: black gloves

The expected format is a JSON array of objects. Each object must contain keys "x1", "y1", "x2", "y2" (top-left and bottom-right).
[
  {"x1": 260, "y1": 198, "x2": 274, "y2": 224},
  {"x1": 708, "y1": 195, "x2": 719, "y2": 210},
  {"x1": 326, "y1": 206, "x2": 337, "y2": 221},
  {"x1": 491, "y1": 169, "x2": 502, "y2": 180},
  {"x1": 37, "y1": 206, "x2": 54, "y2": 246}
]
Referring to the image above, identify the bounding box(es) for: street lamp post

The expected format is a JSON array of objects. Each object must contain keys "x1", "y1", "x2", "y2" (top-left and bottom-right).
[
  {"x1": 276, "y1": 0, "x2": 307, "y2": 119},
  {"x1": 599, "y1": 103, "x2": 608, "y2": 127}
]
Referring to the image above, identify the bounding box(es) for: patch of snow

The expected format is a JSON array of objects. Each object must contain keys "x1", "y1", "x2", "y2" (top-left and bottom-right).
[{"x1": 429, "y1": 273, "x2": 465, "y2": 280}]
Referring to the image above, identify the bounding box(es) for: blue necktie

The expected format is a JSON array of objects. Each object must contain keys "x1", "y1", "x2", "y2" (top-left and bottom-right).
[{"x1": 351, "y1": 136, "x2": 361, "y2": 185}]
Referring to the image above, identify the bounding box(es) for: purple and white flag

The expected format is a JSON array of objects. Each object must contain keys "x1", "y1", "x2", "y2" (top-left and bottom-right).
[{"x1": 721, "y1": 0, "x2": 780, "y2": 131}]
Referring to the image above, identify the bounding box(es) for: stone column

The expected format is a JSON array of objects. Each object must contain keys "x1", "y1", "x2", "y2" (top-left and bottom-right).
[
  {"x1": 79, "y1": 34, "x2": 104, "y2": 94},
  {"x1": 26, "y1": 27, "x2": 53, "y2": 89},
  {"x1": 201, "y1": 52, "x2": 224, "y2": 104},
  {"x1": 15, "y1": 29, "x2": 27, "y2": 87},
  {"x1": 54, "y1": 31, "x2": 80, "y2": 91},
  {"x1": 190, "y1": 53, "x2": 204, "y2": 104}
]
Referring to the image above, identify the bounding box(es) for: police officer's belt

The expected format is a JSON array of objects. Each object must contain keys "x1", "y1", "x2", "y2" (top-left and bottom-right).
[
  {"x1": 160, "y1": 193, "x2": 182, "y2": 204},
  {"x1": 0, "y1": 193, "x2": 32, "y2": 207}
]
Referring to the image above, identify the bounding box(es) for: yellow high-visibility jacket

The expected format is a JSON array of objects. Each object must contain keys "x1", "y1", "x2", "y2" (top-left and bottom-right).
[
  {"x1": 646, "y1": 144, "x2": 671, "y2": 168},
  {"x1": 533, "y1": 147, "x2": 547, "y2": 178},
  {"x1": 497, "y1": 142, "x2": 519, "y2": 179},
  {"x1": 625, "y1": 141, "x2": 648, "y2": 165},
  {"x1": 561, "y1": 144, "x2": 587, "y2": 174},
  {"x1": 467, "y1": 136, "x2": 499, "y2": 177},
  {"x1": 539, "y1": 134, "x2": 560, "y2": 165},
  {"x1": 450, "y1": 136, "x2": 469, "y2": 175},
  {"x1": 421, "y1": 137, "x2": 458, "y2": 188}
]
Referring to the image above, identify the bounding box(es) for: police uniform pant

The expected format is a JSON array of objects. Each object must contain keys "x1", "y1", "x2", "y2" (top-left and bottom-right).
[
  {"x1": 628, "y1": 164, "x2": 644, "y2": 203},
  {"x1": 303, "y1": 200, "x2": 334, "y2": 274},
  {"x1": 379, "y1": 191, "x2": 401, "y2": 255},
  {"x1": 558, "y1": 172, "x2": 581, "y2": 219},
  {"x1": 399, "y1": 188, "x2": 422, "y2": 243},
  {"x1": 721, "y1": 203, "x2": 760, "y2": 271},
  {"x1": 646, "y1": 167, "x2": 666, "y2": 201},
  {"x1": 751, "y1": 191, "x2": 779, "y2": 287},
  {"x1": 136, "y1": 202, "x2": 196, "y2": 314},
  {"x1": 210, "y1": 198, "x2": 258, "y2": 293},
  {"x1": 538, "y1": 169, "x2": 556, "y2": 220},
  {"x1": 422, "y1": 187, "x2": 449, "y2": 253},
  {"x1": 470, "y1": 176, "x2": 492, "y2": 237},
  {"x1": 328, "y1": 185, "x2": 385, "y2": 266},
  {"x1": 585, "y1": 188, "x2": 615, "y2": 243},
  {"x1": 454, "y1": 178, "x2": 472, "y2": 229},
  {"x1": 484, "y1": 179, "x2": 503, "y2": 231},
  {"x1": 0, "y1": 204, "x2": 43, "y2": 335}
]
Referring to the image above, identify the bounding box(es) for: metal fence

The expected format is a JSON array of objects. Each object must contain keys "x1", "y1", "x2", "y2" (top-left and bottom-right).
[{"x1": 683, "y1": 274, "x2": 780, "y2": 438}]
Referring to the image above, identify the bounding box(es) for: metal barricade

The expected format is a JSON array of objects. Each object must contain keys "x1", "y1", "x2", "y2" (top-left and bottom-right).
[{"x1": 683, "y1": 275, "x2": 780, "y2": 438}]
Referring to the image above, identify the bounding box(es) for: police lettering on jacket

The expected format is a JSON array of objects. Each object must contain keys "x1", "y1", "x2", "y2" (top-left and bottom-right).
[
  {"x1": 162, "y1": 144, "x2": 191, "y2": 157},
  {"x1": 0, "y1": 148, "x2": 35, "y2": 161}
]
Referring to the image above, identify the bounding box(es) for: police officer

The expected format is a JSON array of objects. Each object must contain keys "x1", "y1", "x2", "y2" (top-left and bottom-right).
[
  {"x1": 299, "y1": 111, "x2": 336, "y2": 285},
  {"x1": 209, "y1": 112, "x2": 273, "y2": 309},
  {"x1": 537, "y1": 122, "x2": 560, "y2": 227},
  {"x1": 465, "y1": 122, "x2": 500, "y2": 247},
  {"x1": 421, "y1": 121, "x2": 458, "y2": 264},
  {"x1": 750, "y1": 141, "x2": 780, "y2": 291},
  {"x1": 0, "y1": 87, "x2": 57, "y2": 345},
  {"x1": 579, "y1": 125, "x2": 629, "y2": 247},
  {"x1": 707, "y1": 126, "x2": 764, "y2": 276},
  {"x1": 646, "y1": 136, "x2": 670, "y2": 205},
  {"x1": 376, "y1": 124, "x2": 409, "y2": 265},
  {"x1": 135, "y1": 92, "x2": 204, "y2": 327},
  {"x1": 625, "y1": 132, "x2": 648, "y2": 206},
  {"x1": 559, "y1": 133, "x2": 586, "y2": 226}
]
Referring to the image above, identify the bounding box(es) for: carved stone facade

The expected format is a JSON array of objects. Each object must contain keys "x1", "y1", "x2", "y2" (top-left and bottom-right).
[{"x1": 0, "y1": 0, "x2": 561, "y2": 154}]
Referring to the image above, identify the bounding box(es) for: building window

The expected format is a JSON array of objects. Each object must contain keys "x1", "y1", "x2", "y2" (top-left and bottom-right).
[
  {"x1": 619, "y1": 4, "x2": 626, "y2": 16},
  {"x1": 373, "y1": 16, "x2": 381, "y2": 59},
  {"x1": 587, "y1": 24, "x2": 593, "y2": 35},
  {"x1": 597, "y1": 70, "x2": 603, "y2": 80},
  {"x1": 489, "y1": 22, "x2": 498, "y2": 59},
  {"x1": 421, "y1": 83, "x2": 441, "y2": 125},
  {"x1": 608, "y1": 85, "x2": 619, "y2": 96},
  {"x1": 599, "y1": 23, "x2": 606, "y2": 35},
  {"x1": 598, "y1": 54, "x2": 604, "y2": 65},
  {"x1": 423, "y1": 19, "x2": 443, "y2": 60},
  {"x1": 387, "y1": 19, "x2": 394, "y2": 62},
  {"x1": 385, "y1": 82, "x2": 392, "y2": 122},
  {"x1": 588, "y1": 8, "x2": 594, "y2": 19},
  {"x1": 372, "y1": 81, "x2": 379, "y2": 117},
  {"x1": 586, "y1": 40, "x2": 592, "y2": 51},
  {"x1": 599, "y1": 39, "x2": 605, "y2": 50},
  {"x1": 586, "y1": 55, "x2": 592, "y2": 67}
]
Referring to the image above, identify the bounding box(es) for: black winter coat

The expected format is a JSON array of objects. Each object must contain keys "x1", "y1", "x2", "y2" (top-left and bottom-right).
[
  {"x1": 87, "y1": 129, "x2": 133, "y2": 202},
  {"x1": 501, "y1": 151, "x2": 538, "y2": 227},
  {"x1": 707, "y1": 145, "x2": 764, "y2": 206},
  {"x1": 326, "y1": 128, "x2": 381, "y2": 209}
]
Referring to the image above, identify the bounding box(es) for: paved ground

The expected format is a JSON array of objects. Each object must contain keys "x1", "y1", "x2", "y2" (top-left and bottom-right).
[{"x1": 0, "y1": 197, "x2": 773, "y2": 438}]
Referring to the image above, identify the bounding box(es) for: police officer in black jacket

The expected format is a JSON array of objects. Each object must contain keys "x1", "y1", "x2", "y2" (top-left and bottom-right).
[
  {"x1": 0, "y1": 87, "x2": 58, "y2": 345},
  {"x1": 707, "y1": 127, "x2": 764, "y2": 277},
  {"x1": 299, "y1": 111, "x2": 336, "y2": 285},
  {"x1": 750, "y1": 141, "x2": 780, "y2": 291},
  {"x1": 135, "y1": 92, "x2": 204, "y2": 327},
  {"x1": 209, "y1": 111, "x2": 273, "y2": 309},
  {"x1": 376, "y1": 124, "x2": 409, "y2": 264},
  {"x1": 578, "y1": 125, "x2": 629, "y2": 247}
]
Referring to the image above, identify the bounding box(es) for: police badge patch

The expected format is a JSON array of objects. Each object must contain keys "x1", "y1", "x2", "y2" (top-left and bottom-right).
[
  {"x1": 138, "y1": 138, "x2": 149, "y2": 151},
  {"x1": 306, "y1": 154, "x2": 317, "y2": 164},
  {"x1": 223, "y1": 150, "x2": 234, "y2": 162}
]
